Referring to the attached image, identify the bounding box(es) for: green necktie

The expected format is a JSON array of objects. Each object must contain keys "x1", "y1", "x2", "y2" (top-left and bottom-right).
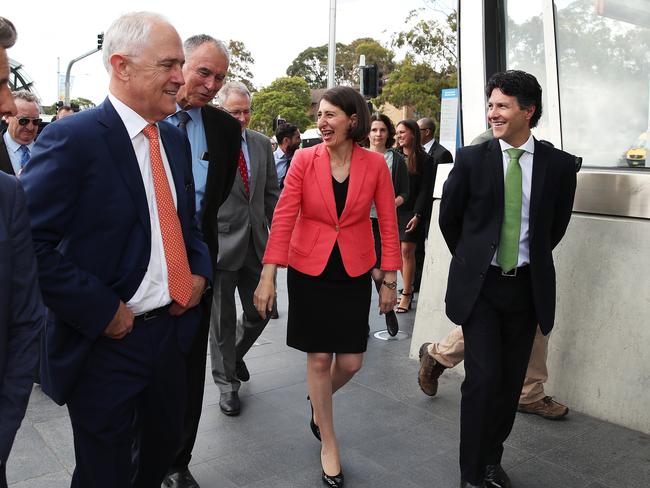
[{"x1": 497, "y1": 148, "x2": 525, "y2": 273}]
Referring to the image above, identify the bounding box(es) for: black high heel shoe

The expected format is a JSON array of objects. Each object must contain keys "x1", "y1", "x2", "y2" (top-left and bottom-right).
[
  {"x1": 308, "y1": 396, "x2": 321, "y2": 441},
  {"x1": 322, "y1": 470, "x2": 344, "y2": 487}
]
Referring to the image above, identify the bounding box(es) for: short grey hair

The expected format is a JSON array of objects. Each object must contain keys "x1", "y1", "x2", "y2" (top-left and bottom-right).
[
  {"x1": 102, "y1": 11, "x2": 169, "y2": 73},
  {"x1": 184, "y1": 34, "x2": 230, "y2": 63},
  {"x1": 217, "y1": 81, "x2": 251, "y2": 106},
  {"x1": 12, "y1": 89, "x2": 40, "y2": 106},
  {"x1": 0, "y1": 17, "x2": 17, "y2": 49}
]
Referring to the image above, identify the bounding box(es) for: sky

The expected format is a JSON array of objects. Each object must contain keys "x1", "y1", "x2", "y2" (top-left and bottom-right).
[{"x1": 2, "y1": 0, "x2": 449, "y2": 106}]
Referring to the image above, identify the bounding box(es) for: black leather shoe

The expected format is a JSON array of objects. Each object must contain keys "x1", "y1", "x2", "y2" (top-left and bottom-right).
[
  {"x1": 219, "y1": 391, "x2": 240, "y2": 416},
  {"x1": 322, "y1": 470, "x2": 344, "y2": 487},
  {"x1": 236, "y1": 360, "x2": 250, "y2": 382},
  {"x1": 385, "y1": 310, "x2": 399, "y2": 336},
  {"x1": 162, "y1": 468, "x2": 200, "y2": 488},
  {"x1": 460, "y1": 480, "x2": 485, "y2": 488},
  {"x1": 484, "y1": 464, "x2": 511, "y2": 488},
  {"x1": 308, "y1": 397, "x2": 321, "y2": 441}
]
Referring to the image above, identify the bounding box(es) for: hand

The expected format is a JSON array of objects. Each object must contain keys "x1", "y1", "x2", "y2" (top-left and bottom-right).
[
  {"x1": 253, "y1": 278, "x2": 276, "y2": 320},
  {"x1": 405, "y1": 215, "x2": 420, "y2": 233},
  {"x1": 169, "y1": 275, "x2": 206, "y2": 316},
  {"x1": 378, "y1": 284, "x2": 397, "y2": 315},
  {"x1": 103, "y1": 301, "x2": 135, "y2": 339}
]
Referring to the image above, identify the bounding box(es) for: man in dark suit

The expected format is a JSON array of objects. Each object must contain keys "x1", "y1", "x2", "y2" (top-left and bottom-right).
[
  {"x1": 437, "y1": 71, "x2": 576, "y2": 488},
  {"x1": 1, "y1": 90, "x2": 41, "y2": 176},
  {"x1": 0, "y1": 17, "x2": 43, "y2": 488},
  {"x1": 163, "y1": 34, "x2": 240, "y2": 488},
  {"x1": 20, "y1": 12, "x2": 211, "y2": 488},
  {"x1": 209, "y1": 81, "x2": 280, "y2": 416}
]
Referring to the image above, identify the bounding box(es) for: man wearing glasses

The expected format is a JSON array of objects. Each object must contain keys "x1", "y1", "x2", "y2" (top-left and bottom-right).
[
  {"x1": 1, "y1": 90, "x2": 41, "y2": 175},
  {"x1": 209, "y1": 81, "x2": 279, "y2": 416}
]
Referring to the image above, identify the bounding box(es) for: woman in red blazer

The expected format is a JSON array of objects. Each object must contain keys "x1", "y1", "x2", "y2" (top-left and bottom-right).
[{"x1": 254, "y1": 87, "x2": 400, "y2": 487}]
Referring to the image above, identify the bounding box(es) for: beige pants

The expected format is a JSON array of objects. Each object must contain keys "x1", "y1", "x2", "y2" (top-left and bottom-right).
[{"x1": 429, "y1": 325, "x2": 548, "y2": 404}]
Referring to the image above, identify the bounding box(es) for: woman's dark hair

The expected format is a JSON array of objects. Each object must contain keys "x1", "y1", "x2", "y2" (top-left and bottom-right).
[
  {"x1": 369, "y1": 112, "x2": 396, "y2": 149},
  {"x1": 485, "y1": 70, "x2": 543, "y2": 128},
  {"x1": 397, "y1": 119, "x2": 423, "y2": 174},
  {"x1": 320, "y1": 86, "x2": 370, "y2": 143}
]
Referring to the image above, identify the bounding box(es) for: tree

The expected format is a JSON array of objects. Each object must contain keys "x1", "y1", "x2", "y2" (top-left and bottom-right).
[
  {"x1": 250, "y1": 77, "x2": 312, "y2": 136},
  {"x1": 286, "y1": 38, "x2": 395, "y2": 88},
  {"x1": 227, "y1": 40, "x2": 256, "y2": 92},
  {"x1": 71, "y1": 97, "x2": 96, "y2": 110}
]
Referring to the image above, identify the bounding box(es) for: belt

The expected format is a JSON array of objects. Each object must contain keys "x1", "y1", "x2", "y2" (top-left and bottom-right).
[
  {"x1": 134, "y1": 305, "x2": 170, "y2": 322},
  {"x1": 488, "y1": 264, "x2": 530, "y2": 278}
]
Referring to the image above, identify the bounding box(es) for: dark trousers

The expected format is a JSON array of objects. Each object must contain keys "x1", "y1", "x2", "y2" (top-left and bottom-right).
[
  {"x1": 67, "y1": 312, "x2": 186, "y2": 488},
  {"x1": 460, "y1": 266, "x2": 537, "y2": 484},
  {"x1": 170, "y1": 290, "x2": 213, "y2": 471}
]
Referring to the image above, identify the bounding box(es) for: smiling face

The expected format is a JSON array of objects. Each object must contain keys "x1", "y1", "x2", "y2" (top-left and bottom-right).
[
  {"x1": 7, "y1": 98, "x2": 40, "y2": 145},
  {"x1": 395, "y1": 123, "x2": 414, "y2": 149},
  {"x1": 177, "y1": 42, "x2": 228, "y2": 109},
  {"x1": 119, "y1": 21, "x2": 185, "y2": 123},
  {"x1": 369, "y1": 120, "x2": 388, "y2": 150},
  {"x1": 487, "y1": 88, "x2": 534, "y2": 147},
  {"x1": 317, "y1": 99, "x2": 356, "y2": 149},
  {"x1": 222, "y1": 91, "x2": 252, "y2": 132}
]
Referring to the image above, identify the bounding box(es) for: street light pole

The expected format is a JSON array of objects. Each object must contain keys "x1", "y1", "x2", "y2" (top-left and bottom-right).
[
  {"x1": 327, "y1": 0, "x2": 337, "y2": 88},
  {"x1": 64, "y1": 34, "x2": 103, "y2": 105}
]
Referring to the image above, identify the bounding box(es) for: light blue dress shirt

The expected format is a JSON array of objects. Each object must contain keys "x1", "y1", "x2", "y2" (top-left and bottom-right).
[
  {"x1": 274, "y1": 147, "x2": 289, "y2": 182},
  {"x1": 3, "y1": 131, "x2": 34, "y2": 175},
  {"x1": 167, "y1": 106, "x2": 208, "y2": 220}
]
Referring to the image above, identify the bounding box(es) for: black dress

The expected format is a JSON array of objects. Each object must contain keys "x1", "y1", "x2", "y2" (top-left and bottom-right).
[{"x1": 286, "y1": 176, "x2": 372, "y2": 353}]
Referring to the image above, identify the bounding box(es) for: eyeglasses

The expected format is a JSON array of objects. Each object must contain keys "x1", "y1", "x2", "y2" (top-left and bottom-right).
[
  {"x1": 224, "y1": 109, "x2": 252, "y2": 117},
  {"x1": 419, "y1": 128, "x2": 430, "y2": 132},
  {"x1": 17, "y1": 117, "x2": 42, "y2": 126}
]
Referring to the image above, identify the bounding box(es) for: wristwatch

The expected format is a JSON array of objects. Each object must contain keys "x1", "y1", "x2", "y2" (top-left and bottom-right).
[{"x1": 382, "y1": 280, "x2": 397, "y2": 290}]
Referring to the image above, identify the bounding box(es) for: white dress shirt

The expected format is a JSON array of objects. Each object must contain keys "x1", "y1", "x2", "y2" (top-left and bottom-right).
[
  {"x1": 422, "y1": 138, "x2": 436, "y2": 154},
  {"x1": 108, "y1": 93, "x2": 178, "y2": 314},
  {"x1": 491, "y1": 134, "x2": 535, "y2": 268}
]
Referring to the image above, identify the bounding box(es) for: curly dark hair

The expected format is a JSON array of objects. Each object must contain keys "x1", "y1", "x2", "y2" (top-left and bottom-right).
[
  {"x1": 485, "y1": 70, "x2": 543, "y2": 128},
  {"x1": 369, "y1": 113, "x2": 396, "y2": 149}
]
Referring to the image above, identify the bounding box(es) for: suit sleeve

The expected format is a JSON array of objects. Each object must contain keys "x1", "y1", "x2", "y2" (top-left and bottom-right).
[
  {"x1": 0, "y1": 180, "x2": 43, "y2": 463},
  {"x1": 263, "y1": 137, "x2": 280, "y2": 226},
  {"x1": 395, "y1": 153, "x2": 410, "y2": 202},
  {"x1": 374, "y1": 159, "x2": 402, "y2": 271},
  {"x1": 20, "y1": 124, "x2": 120, "y2": 340},
  {"x1": 413, "y1": 153, "x2": 435, "y2": 216},
  {"x1": 439, "y1": 149, "x2": 470, "y2": 254},
  {"x1": 262, "y1": 149, "x2": 307, "y2": 267},
  {"x1": 440, "y1": 148, "x2": 453, "y2": 165},
  {"x1": 550, "y1": 156, "x2": 577, "y2": 249}
]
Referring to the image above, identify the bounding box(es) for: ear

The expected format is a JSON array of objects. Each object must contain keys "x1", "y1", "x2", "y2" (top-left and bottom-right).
[
  {"x1": 524, "y1": 105, "x2": 536, "y2": 122},
  {"x1": 350, "y1": 113, "x2": 358, "y2": 128},
  {"x1": 110, "y1": 53, "x2": 131, "y2": 81}
]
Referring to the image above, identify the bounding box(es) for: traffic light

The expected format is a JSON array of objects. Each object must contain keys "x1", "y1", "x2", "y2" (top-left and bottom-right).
[
  {"x1": 376, "y1": 65, "x2": 384, "y2": 96},
  {"x1": 363, "y1": 64, "x2": 383, "y2": 98},
  {"x1": 97, "y1": 33, "x2": 104, "y2": 50}
]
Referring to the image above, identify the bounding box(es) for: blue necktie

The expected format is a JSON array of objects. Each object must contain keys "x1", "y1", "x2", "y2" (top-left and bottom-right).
[
  {"x1": 19, "y1": 145, "x2": 30, "y2": 168},
  {"x1": 176, "y1": 110, "x2": 191, "y2": 135}
]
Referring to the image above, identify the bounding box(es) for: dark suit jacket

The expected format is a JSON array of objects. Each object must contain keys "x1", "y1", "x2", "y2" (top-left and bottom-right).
[
  {"x1": 0, "y1": 173, "x2": 43, "y2": 465},
  {"x1": 198, "y1": 105, "x2": 241, "y2": 267},
  {"x1": 439, "y1": 138, "x2": 576, "y2": 334},
  {"x1": 20, "y1": 98, "x2": 212, "y2": 405},
  {"x1": 0, "y1": 133, "x2": 15, "y2": 175},
  {"x1": 426, "y1": 139, "x2": 453, "y2": 165}
]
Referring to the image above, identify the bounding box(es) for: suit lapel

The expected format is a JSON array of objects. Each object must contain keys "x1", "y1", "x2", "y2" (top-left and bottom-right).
[
  {"x1": 98, "y1": 99, "x2": 150, "y2": 236},
  {"x1": 0, "y1": 136, "x2": 15, "y2": 175},
  {"x1": 247, "y1": 129, "x2": 259, "y2": 198},
  {"x1": 529, "y1": 138, "x2": 548, "y2": 232},
  {"x1": 487, "y1": 138, "x2": 505, "y2": 222},
  {"x1": 340, "y1": 144, "x2": 368, "y2": 222},
  {"x1": 314, "y1": 144, "x2": 338, "y2": 224}
]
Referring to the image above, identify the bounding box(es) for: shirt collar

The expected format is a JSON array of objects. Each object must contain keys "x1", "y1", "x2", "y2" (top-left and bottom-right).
[
  {"x1": 422, "y1": 138, "x2": 436, "y2": 153},
  {"x1": 108, "y1": 92, "x2": 150, "y2": 139},
  {"x1": 3, "y1": 130, "x2": 35, "y2": 153},
  {"x1": 498, "y1": 133, "x2": 535, "y2": 155},
  {"x1": 241, "y1": 128, "x2": 247, "y2": 144}
]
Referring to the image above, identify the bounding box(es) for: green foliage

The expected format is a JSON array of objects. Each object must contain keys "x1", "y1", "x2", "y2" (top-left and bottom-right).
[
  {"x1": 250, "y1": 77, "x2": 312, "y2": 136},
  {"x1": 227, "y1": 40, "x2": 256, "y2": 92},
  {"x1": 286, "y1": 38, "x2": 395, "y2": 89},
  {"x1": 71, "y1": 97, "x2": 95, "y2": 110}
]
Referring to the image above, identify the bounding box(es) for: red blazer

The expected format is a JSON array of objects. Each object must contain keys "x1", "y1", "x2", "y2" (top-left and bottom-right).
[{"x1": 263, "y1": 143, "x2": 401, "y2": 277}]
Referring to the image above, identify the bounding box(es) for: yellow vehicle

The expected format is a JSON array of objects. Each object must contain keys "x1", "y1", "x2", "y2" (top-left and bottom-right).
[{"x1": 626, "y1": 132, "x2": 647, "y2": 167}]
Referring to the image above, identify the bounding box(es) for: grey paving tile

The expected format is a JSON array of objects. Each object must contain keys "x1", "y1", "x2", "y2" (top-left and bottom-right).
[
  {"x1": 397, "y1": 448, "x2": 461, "y2": 488},
  {"x1": 23, "y1": 387, "x2": 68, "y2": 423},
  {"x1": 183, "y1": 461, "x2": 238, "y2": 488},
  {"x1": 508, "y1": 457, "x2": 593, "y2": 488},
  {"x1": 8, "y1": 470, "x2": 71, "y2": 488},
  {"x1": 32, "y1": 416, "x2": 75, "y2": 472},
  {"x1": 597, "y1": 440, "x2": 650, "y2": 488},
  {"x1": 5, "y1": 425, "x2": 62, "y2": 485}
]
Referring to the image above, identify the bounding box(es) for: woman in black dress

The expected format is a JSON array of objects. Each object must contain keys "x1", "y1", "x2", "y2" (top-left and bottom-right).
[
  {"x1": 395, "y1": 119, "x2": 435, "y2": 313},
  {"x1": 254, "y1": 87, "x2": 401, "y2": 488}
]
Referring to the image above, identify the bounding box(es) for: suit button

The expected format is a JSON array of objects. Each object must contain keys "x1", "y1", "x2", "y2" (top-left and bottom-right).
[
  {"x1": 335, "y1": 225, "x2": 340, "y2": 232},
  {"x1": 490, "y1": 243, "x2": 496, "y2": 249},
  {"x1": 480, "y1": 273, "x2": 485, "y2": 278}
]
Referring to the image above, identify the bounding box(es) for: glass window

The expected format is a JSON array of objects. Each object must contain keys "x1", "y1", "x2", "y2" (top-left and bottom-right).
[{"x1": 555, "y1": 0, "x2": 650, "y2": 168}]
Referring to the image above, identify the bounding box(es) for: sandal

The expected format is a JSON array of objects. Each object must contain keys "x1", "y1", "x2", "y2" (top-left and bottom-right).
[{"x1": 395, "y1": 292, "x2": 413, "y2": 313}]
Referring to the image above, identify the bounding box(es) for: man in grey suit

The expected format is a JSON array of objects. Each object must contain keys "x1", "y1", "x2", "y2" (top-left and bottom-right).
[{"x1": 210, "y1": 81, "x2": 280, "y2": 415}]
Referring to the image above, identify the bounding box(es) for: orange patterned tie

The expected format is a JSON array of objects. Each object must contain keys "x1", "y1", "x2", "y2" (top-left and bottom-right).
[{"x1": 142, "y1": 124, "x2": 193, "y2": 307}]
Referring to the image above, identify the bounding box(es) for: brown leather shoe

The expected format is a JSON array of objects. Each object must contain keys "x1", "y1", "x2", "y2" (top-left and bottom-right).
[
  {"x1": 518, "y1": 396, "x2": 569, "y2": 419},
  {"x1": 418, "y1": 342, "x2": 446, "y2": 396}
]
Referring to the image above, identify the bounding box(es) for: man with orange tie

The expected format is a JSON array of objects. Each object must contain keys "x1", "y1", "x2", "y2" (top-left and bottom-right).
[
  {"x1": 20, "y1": 12, "x2": 211, "y2": 488},
  {"x1": 209, "y1": 81, "x2": 279, "y2": 416}
]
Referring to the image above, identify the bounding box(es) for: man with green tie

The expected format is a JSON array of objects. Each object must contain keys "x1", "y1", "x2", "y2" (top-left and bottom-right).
[{"x1": 438, "y1": 70, "x2": 576, "y2": 488}]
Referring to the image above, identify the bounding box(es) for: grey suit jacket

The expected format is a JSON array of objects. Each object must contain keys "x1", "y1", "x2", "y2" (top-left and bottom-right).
[{"x1": 216, "y1": 128, "x2": 280, "y2": 271}]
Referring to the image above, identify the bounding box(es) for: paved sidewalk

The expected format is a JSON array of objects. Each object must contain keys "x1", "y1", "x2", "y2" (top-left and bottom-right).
[{"x1": 7, "y1": 270, "x2": 650, "y2": 487}]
